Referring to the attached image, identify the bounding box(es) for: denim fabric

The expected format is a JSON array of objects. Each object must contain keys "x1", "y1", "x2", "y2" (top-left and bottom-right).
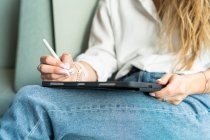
[{"x1": 0, "y1": 70, "x2": 210, "y2": 140}]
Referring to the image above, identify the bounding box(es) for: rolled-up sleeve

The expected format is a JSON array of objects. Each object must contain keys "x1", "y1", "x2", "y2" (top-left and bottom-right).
[{"x1": 76, "y1": 0, "x2": 117, "y2": 81}]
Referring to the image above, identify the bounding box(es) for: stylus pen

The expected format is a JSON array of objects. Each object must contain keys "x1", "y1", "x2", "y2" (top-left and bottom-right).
[
  {"x1": 42, "y1": 39, "x2": 71, "y2": 76},
  {"x1": 42, "y1": 39, "x2": 60, "y2": 60}
]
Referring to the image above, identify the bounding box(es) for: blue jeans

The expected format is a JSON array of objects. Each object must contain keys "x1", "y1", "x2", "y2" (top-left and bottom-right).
[{"x1": 1, "y1": 70, "x2": 210, "y2": 140}]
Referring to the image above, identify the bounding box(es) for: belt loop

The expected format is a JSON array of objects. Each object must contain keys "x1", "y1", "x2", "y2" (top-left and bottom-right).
[{"x1": 138, "y1": 70, "x2": 144, "y2": 82}]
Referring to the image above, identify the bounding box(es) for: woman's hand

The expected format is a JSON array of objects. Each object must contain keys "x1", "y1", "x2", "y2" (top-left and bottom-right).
[
  {"x1": 38, "y1": 53, "x2": 76, "y2": 81},
  {"x1": 38, "y1": 53, "x2": 98, "y2": 82},
  {"x1": 150, "y1": 73, "x2": 206, "y2": 105}
]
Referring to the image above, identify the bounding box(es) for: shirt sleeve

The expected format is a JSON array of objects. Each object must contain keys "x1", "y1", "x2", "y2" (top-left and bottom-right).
[{"x1": 76, "y1": 0, "x2": 117, "y2": 81}]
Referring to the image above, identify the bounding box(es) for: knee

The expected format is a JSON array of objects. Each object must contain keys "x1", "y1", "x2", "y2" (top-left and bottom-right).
[{"x1": 15, "y1": 85, "x2": 45, "y2": 102}]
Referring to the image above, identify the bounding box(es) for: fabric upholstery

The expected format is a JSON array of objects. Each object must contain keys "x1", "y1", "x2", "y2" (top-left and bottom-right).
[
  {"x1": 53, "y1": 0, "x2": 99, "y2": 57},
  {"x1": 15, "y1": 0, "x2": 54, "y2": 91},
  {"x1": 0, "y1": 0, "x2": 20, "y2": 116},
  {"x1": 0, "y1": 69, "x2": 15, "y2": 117},
  {"x1": 0, "y1": 0, "x2": 20, "y2": 68}
]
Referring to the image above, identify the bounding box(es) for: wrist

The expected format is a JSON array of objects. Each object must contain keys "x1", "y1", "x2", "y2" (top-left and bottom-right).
[
  {"x1": 78, "y1": 61, "x2": 98, "y2": 81},
  {"x1": 73, "y1": 62, "x2": 87, "y2": 81},
  {"x1": 201, "y1": 72, "x2": 209, "y2": 93},
  {"x1": 73, "y1": 61, "x2": 98, "y2": 82},
  {"x1": 186, "y1": 73, "x2": 206, "y2": 95}
]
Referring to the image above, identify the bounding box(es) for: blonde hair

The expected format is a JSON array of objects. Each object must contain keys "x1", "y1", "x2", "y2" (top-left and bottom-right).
[{"x1": 158, "y1": 0, "x2": 210, "y2": 70}]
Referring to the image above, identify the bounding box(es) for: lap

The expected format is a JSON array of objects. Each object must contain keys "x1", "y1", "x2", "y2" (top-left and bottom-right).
[
  {"x1": 9, "y1": 85, "x2": 210, "y2": 139},
  {"x1": 17, "y1": 85, "x2": 210, "y2": 116}
]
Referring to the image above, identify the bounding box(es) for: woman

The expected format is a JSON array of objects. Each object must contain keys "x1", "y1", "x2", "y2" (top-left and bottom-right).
[{"x1": 1, "y1": 0, "x2": 210, "y2": 139}]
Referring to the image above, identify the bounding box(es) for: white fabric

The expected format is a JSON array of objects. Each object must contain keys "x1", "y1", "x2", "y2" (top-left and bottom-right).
[{"x1": 76, "y1": 0, "x2": 210, "y2": 81}]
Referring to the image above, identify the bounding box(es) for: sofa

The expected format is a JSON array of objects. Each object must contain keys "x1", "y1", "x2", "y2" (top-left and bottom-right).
[{"x1": 0, "y1": 0, "x2": 99, "y2": 117}]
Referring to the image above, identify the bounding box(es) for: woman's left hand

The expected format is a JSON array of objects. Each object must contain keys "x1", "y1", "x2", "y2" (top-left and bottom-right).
[{"x1": 150, "y1": 74, "x2": 192, "y2": 105}]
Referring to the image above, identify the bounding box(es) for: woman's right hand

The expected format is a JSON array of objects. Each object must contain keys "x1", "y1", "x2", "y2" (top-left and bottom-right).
[{"x1": 38, "y1": 53, "x2": 76, "y2": 81}]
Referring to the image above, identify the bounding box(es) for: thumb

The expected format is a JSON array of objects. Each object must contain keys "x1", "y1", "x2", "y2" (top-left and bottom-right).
[
  {"x1": 156, "y1": 74, "x2": 173, "y2": 85},
  {"x1": 60, "y1": 53, "x2": 74, "y2": 69}
]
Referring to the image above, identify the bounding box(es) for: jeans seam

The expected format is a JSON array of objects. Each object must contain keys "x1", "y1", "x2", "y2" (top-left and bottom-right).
[
  {"x1": 47, "y1": 107, "x2": 207, "y2": 116},
  {"x1": 59, "y1": 134, "x2": 65, "y2": 140},
  {"x1": 24, "y1": 119, "x2": 42, "y2": 140},
  {"x1": 59, "y1": 133, "x2": 71, "y2": 140}
]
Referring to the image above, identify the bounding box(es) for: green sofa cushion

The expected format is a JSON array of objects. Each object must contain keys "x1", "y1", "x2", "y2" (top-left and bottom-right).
[
  {"x1": 0, "y1": 69, "x2": 15, "y2": 117},
  {"x1": 53, "y1": 0, "x2": 99, "y2": 57},
  {"x1": 0, "y1": 0, "x2": 20, "y2": 68},
  {"x1": 15, "y1": 0, "x2": 54, "y2": 91}
]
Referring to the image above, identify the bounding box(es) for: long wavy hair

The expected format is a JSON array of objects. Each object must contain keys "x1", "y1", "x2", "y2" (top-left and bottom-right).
[{"x1": 158, "y1": 0, "x2": 210, "y2": 70}]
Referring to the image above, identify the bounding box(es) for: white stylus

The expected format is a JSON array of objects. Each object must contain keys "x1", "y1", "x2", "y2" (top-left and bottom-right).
[
  {"x1": 42, "y1": 39, "x2": 60, "y2": 60},
  {"x1": 42, "y1": 39, "x2": 72, "y2": 76}
]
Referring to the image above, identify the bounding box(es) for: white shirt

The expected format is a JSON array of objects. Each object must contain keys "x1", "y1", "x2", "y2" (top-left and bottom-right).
[{"x1": 76, "y1": 0, "x2": 210, "y2": 81}]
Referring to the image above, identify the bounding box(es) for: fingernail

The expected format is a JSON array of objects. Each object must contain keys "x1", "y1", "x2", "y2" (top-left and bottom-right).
[
  {"x1": 60, "y1": 64, "x2": 67, "y2": 69},
  {"x1": 157, "y1": 79, "x2": 162, "y2": 82},
  {"x1": 59, "y1": 63, "x2": 70, "y2": 70},
  {"x1": 64, "y1": 63, "x2": 70, "y2": 70},
  {"x1": 149, "y1": 93, "x2": 156, "y2": 97},
  {"x1": 59, "y1": 69, "x2": 70, "y2": 76}
]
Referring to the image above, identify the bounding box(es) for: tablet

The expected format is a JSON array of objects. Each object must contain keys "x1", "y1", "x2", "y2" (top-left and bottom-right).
[{"x1": 42, "y1": 81, "x2": 163, "y2": 92}]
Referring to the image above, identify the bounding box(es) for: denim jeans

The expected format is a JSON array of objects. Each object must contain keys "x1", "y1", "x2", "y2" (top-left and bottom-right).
[{"x1": 1, "y1": 69, "x2": 210, "y2": 140}]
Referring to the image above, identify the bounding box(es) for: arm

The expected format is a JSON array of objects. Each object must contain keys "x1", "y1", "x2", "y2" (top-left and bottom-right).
[{"x1": 76, "y1": 0, "x2": 117, "y2": 82}]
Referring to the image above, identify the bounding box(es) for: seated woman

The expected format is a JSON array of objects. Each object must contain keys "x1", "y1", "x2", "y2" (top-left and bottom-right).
[{"x1": 1, "y1": 0, "x2": 210, "y2": 139}]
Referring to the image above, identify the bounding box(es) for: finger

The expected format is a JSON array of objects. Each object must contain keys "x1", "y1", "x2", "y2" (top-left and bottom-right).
[
  {"x1": 57, "y1": 76, "x2": 72, "y2": 81},
  {"x1": 165, "y1": 95, "x2": 186, "y2": 105},
  {"x1": 41, "y1": 74, "x2": 66, "y2": 81},
  {"x1": 150, "y1": 87, "x2": 168, "y2": 99},
  {"x1": 40, "y1": 55, "x2": 66, "y2": 69},
  {"x1": 156, "y1": 74, "x2": 173, "y2": 85},
  {"x1": 39, "y1": 64, "x2": 70, "y2": 76},
  {"x1": 150, "y1": 86, "x2": 173, "y2": 99},
  {"x1": 60, "y1": 53, "x2": 74, "y2": 69},
  {"x1": 41, "y1": 74, "x2": 57, "y2": 81}
]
